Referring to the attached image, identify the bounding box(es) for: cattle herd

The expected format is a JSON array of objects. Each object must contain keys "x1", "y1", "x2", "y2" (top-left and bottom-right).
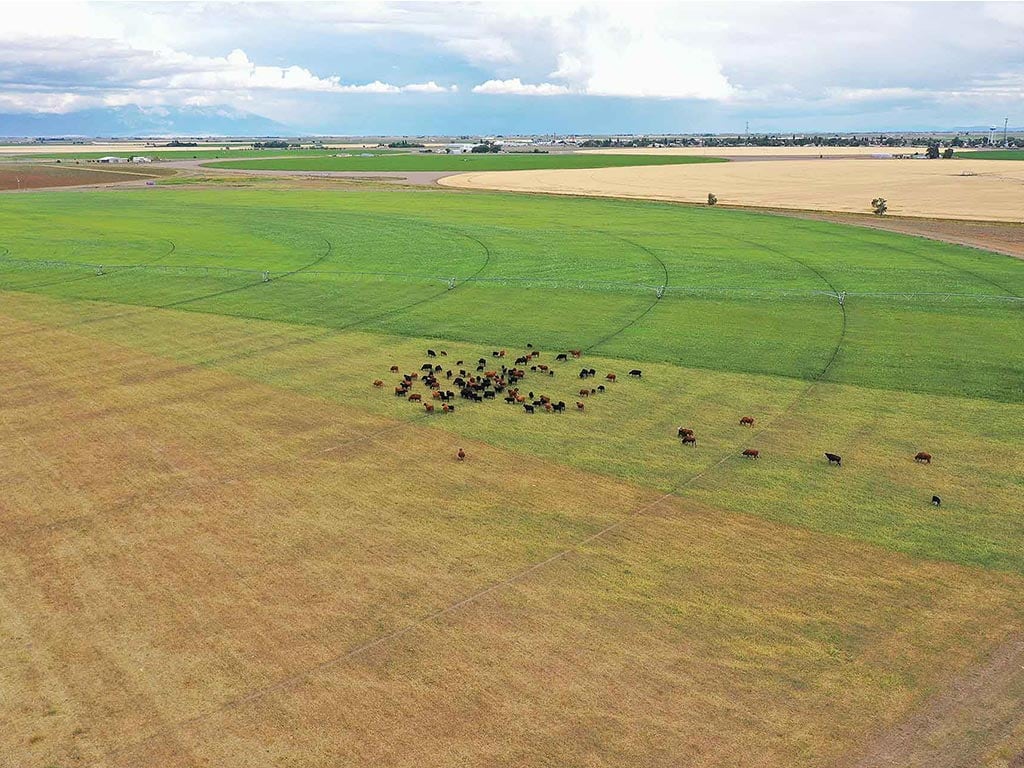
[
  {"x1": 377, "y1": 346, "x2": 632, "y2": 426},
  {"x1": 374, "y1": 346, "x2": 938, "y2": 500}
]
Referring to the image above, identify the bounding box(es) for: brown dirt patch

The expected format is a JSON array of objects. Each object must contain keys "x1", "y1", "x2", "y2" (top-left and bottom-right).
[{"x1": 0, "y1": 164, "x2": 169, "y2": 191}]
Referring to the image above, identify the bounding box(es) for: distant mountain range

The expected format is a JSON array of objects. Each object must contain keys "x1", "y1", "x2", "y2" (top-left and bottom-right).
[{"x1": 0, "y1": 106, "x2": 289, "y2": 138}]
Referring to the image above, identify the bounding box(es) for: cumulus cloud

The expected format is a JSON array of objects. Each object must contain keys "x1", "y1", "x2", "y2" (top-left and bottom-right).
[{"x1": 472, "y1": 78, "x2": 571, "y2": 96}]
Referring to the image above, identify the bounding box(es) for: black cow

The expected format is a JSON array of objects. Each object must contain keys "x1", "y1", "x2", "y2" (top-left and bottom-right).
[
  {"x1": 523, "y1": 404, "x2": 535, "y2": 414},
  {"x1": 932, "y1": 495, "x2": 942, "y2": 506},
  {"x1": 516, "y1": 356, "x2": 529, "y2": 365},
  {"x1": 555, "y1": 353, "x2": 568, "y2": 361},
  {"x1": 825, "y1": 453, "x2": 842, "y2": 466},
  {"x1": 427, "y1": 349, "x2": 437, "y2": 357},
  {"x1": 484, "y1": 390, "x2": 496, "y2": 399},
  {"x1": 629, "y1": 369, "x2": 642, "y2": 377},
  {"x1": 553, "y1": 401, "x2": 566, "y2": 412},
  {"x1": 478, "y1": 358, "x2": 487, "y2": 365}
]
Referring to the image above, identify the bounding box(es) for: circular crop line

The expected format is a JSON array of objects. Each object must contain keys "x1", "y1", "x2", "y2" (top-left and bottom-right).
[
  {"x1": 1, "y1": 238, "x2": 178, "y2": 292},
  {"x1": 583, "y1": 234, "x2": 669, "y2": 353},
  {"x1": 785, "y1": 219, "x2": 1021, "y2": 299}
]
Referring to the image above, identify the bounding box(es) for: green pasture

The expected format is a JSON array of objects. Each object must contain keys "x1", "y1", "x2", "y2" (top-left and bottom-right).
[
  {"x1": 959, "y1": 149, "x2": 1024, "y2": 160},
  {"x1": 0, "y1": 187, "x2": 1020, "y2": 572},
  {"x1": 202, "y1": 152, "x2": 725, "y2": 172}
]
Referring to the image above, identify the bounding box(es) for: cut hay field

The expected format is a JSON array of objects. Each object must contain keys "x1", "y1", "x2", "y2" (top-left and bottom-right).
[
  {"x1": 203, "y1": 152, "x2": 725, "y2": 172},
  {"x1": 1, "y1": 186, "x2": 1021, "y2": 768},
  {"x1": 439, "y1": 157, "x2": 1024, "y2": 222}
]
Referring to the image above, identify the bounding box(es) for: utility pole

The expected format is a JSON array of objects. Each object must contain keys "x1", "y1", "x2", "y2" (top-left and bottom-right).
[
  {"x1": 1004, "y1": 117, "x2": 1009, "y2": 147},
  {"x1": 745, "y1": 120, "x2": 750, "y2": 144}
]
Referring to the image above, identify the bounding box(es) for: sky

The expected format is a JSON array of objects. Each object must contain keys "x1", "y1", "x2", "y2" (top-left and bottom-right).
[{"x1": 1, "y1": 0, "x2": 1022, "y2": 136}]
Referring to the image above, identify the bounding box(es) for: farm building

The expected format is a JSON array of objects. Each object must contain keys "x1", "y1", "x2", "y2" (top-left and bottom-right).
[
  {"x1": 130, "y1": 156, "x2": 153, "y2": 163},
  {"x1": 444, "y1": 144, "x2": 475, "y2": 154},
  {"x1": 96, "y1": 156, "x2": 128, "y2": 164}
]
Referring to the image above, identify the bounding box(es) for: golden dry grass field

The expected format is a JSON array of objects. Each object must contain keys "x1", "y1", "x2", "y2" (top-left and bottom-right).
[
  {"x1": 440, "y1": 157, "x2": 1024, "y2": 222},
  {"x1": 1, "y1": 186, "x2": 1021, "y2": 768}
]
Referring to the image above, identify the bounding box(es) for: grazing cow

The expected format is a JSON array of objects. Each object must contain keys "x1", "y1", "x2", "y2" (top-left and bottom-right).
[
  {"x1": 394, "y1": 386, "x2": 407, "y2": 396},
  {"x1": 739, "y1": 416, "x2": 755, "y2": 426},
  {"x1": 504, "y1": 395, "x2": 517, "y2": 404},
  {"x1": 588, "y1": 368, "x2": 596, "y2": 377},
  {"x1": 427, "y1": 349, "x2": 437, "y2": 357},
  {"x1": 516, "y1": 356, "x2": 529, "y2": 365},
  {"x1": 629, "y1": 369, "x2": 642, "y2": 378},
  {"x1": 539, "y1": 364, "x2": 549, "y2": 371},
  {"x1": 554, "y1": 401, "x2": 566, "y2": 413},
  {"x1": 435, "y1": 365, "x2": 443, "y2": 372},
  {"x1": 576, "y1": 401, "x2": 585, "y2": 410},
  {"x1": 478, "y1": 358, "x2": 487, "y2": 365},
  {"x1": 515, "y1": 395, "x2": 526, "y2": 403},
  {"x1": 403, "y1": 374, "x2": 413, "y2": 383},
  {"x1": 531, "y1": 351, "x2": 540, "y2": 358},
  {"x1": 484, "y1": 390, "x2": 496, "y2": 399},
  {"x1": 742, "y1": 448, "x2": 760, "y2": 459},
  {"x1": 492, "y1": 351, "x2": 501, "y2": 357},
  {"x1": 526, "y1": 343, "x2": 533, "y2": 349},
  {"x1": 523, "y1": 404, "x2": 535, "y2": 414},
  {"x1": 540, "y1": 395, "x2": 551, "y2": 404},
  {"x1": 410, "y1": 373, "x2": 419, "y2": 380},
  {"x1": 579, "y1": 389, "x2": 590, "y2": 397},
  {"x1": 915, "y1": 452, "x2": 932, "y2": 464},
  {"x1": 390, "y1": 365, "x2": 400, "y2": 373},
  {"x1": 579, "y1": 370, "x2": 590, "y2": 379},
  {"x1": 408, "y1": 393, "x2": 422, "y2": 402},
  {"x1": 499, "y1": 349, "x2": 507, "y2": 357},
  {"x1": 570, "y1": 350, "x2": 582, "y2": 358},
  {"x1": 446, "y1": 370, "x2": 453, "y2": 380},
  {"x1": 932, "y1": 495, "x2": 941, "y2": 506},
  {"x1": 456, "y1": 360, "x2": 464, "y2": 366},
  {"x1": 678, "y1": 427, "x2": 693, "y2": 437},
  {"x1": 442, "y1": 404, "x2": 450, "y2": 413},
  {"x1": 421, "y1": 363, "x2": 433, "y2": 371},
  {"x1": 457, "y1": 448, "x2": 466, "y2": 461},
  {"x1": 544, "y1": 403, "x2": 553, "y2": 412},
  {"x1": 530, "y1": 365, "x2": 538, "y2": 372},
  {"x1": 597, "y1": 385, "x2": 605, "y2": 392},
  {"x1": 682, "y1": 435, "x2": 697, "y2": 446},
  {"x1": 440, "y1": 351, "x2": 447, "y2": 356},
  {"x1": 424, "y1": 403, "x2": 435, "y2": 413},
  {"x1": 555, "y1": 353, "x2": 568, "y2": 361},
  {"x1": 825, "y1": 453, "x2": 842, "y2": 466},
  {"x1": 432, "y1": 390, "x2": 442, "y2": 400},
  {"x1": 373, "y1": 379, "x2": 384, "y2": 387},
  {"x1": 606, "y1": 373, "x2": 617, "y2": 382}
]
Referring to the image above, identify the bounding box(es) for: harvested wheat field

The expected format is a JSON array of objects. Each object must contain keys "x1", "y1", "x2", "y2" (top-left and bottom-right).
[
  {"x1": 440, "y1": 158, "x2": 1024, "y2": 222},
  {"x1": 0, "y1": 164, "x2": 169, "y2": 191},
  {"x1": 587, "y1": 146, "x2": 930, "y2": 157}
]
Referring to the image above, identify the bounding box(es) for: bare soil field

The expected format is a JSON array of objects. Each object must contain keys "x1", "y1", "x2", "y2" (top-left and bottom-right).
[
  {"x1": 0, "y1": 164, "x2": 168, "y2": 191},
  {"x1": 440, "y1": 158, "x2": 1024, "y2": 222}
]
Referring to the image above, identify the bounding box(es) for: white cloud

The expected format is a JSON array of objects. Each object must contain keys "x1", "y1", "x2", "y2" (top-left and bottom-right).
[
  {"x1": 472, "y1": 78, "x2": 571, "y2": 96},
  {"x1": 403, "y1": 81, "x2": 456, "y2": 94}
]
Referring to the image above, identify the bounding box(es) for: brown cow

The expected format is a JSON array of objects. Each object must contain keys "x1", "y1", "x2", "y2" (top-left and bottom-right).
[
  {"x1": 739, "y1": 416, "x2": 755, "y2": 426},
  {"x1": 678, "y1": 427, "x2": 694, "y2": 437},
  {"x1": 390, "y1": 365, "x2": 400, "y2": 373},
  {"x1": 432, "y1": 390, "x2": 442, "y2": 399},
  {"x1": 570, "y1": 350, "x2": 582, "y2": 358},
  {"x1": 579, "y1": 389, "x2": 590, "y2": 397},
  {"x1": 915, "y1": 452, "x2": 932, "y2": 464},
  {"x1": 742, "y1": 448, "x2": 760, "y2": 459},
  {"x1": 457, "y1": 448, "x2": 466, "y2": 461},
  {"x1": 606, "y1": 373, "x2": 616, "y2": 381},
  {"x1": 576, "y1": 401, "x2": 585, "y2": 410},
  {"x1": 442, "y1": 404, "x2": 451, "y2": 413},
  {"x1": 373, "y1": 379, "x2": 384, "y2": 387},
  {"x1": 682, "y1": 435, "x2": 696, "y2": 446},
  {"x1": 394, "y1": 386, "x2": 407, "y2": 396},
  {"x1": 424, "y1": 403, "x2": 435, "y2": 413},
  {"x1": 408, "y1": 393, "x2": 422, "y2": 402}
]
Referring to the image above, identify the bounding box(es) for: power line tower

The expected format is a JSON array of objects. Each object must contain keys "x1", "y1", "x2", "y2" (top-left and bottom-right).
[{"x1": 1004, "y1": 117, "x2": 1010, "y2": 147}]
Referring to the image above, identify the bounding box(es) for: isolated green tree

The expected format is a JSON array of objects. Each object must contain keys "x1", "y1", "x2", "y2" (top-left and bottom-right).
[
  {"x1": 871, "y1": 197, "x2": 888, "y2": 216},
  {"x1": 942, "y1": 148, "x2": 954, "y2": 159},
  {"x1": 926, "y1": 144, "x2": 940, "y2": 159}
]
